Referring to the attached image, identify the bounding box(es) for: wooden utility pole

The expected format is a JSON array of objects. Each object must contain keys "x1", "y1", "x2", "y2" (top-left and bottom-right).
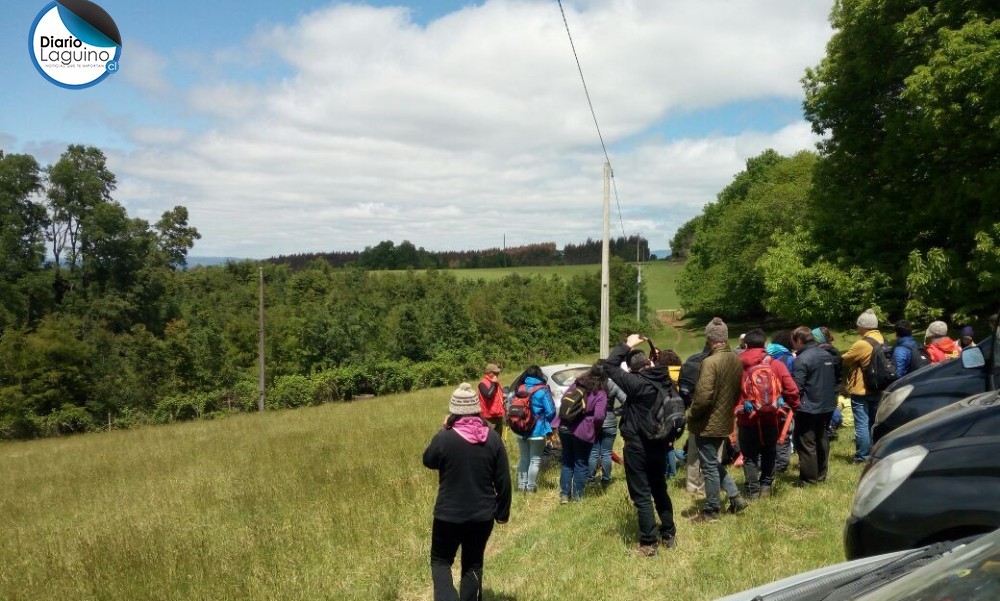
[
  {"x1": 600, "y1": 160, "x2": 611, "y2": 359},
  {"x1": 257, "y1": 266, "x2": 265, "y2": 412}
]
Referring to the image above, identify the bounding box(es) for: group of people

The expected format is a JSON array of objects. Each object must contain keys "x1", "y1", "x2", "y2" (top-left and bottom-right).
[{"x1": 422, "y1": 312, "x2": 974, "y2": 600}]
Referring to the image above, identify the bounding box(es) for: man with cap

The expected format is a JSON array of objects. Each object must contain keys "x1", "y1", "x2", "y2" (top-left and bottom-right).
[
  {"x1": 688, "y1": 317, "x2": 747, "y2": 521},
  {"x1": 925, "y1": 321, "x2": 960, "y2": 363},
  {"x1": 841, "y1": 309, "x2": 885, "y2": 463},
  {"x1": 478, "y1": 364, "x2": 506, "y2": 436}
]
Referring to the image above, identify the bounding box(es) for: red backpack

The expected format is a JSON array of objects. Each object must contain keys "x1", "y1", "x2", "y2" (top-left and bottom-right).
[
  {"x1": 508, "y1": 384, "x2": 545, "y2": 436},
  {"x1": 742, "y1": 356, "x2": 783, "y2": 414}
]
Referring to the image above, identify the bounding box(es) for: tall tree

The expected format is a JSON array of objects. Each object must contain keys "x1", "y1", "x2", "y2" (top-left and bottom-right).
[{"x1": 0, "y1": 151, "x2": 46, "y2": 328}]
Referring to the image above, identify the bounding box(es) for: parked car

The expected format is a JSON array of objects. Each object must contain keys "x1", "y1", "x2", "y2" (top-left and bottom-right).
[
  {"x1": 844, "y1": 389, "x2": 1000, "y2": 559},
  {"x1": 871, "y1": 329, "x2": 996, "y2": 444},
  {"x1": 539, "y1": 363, "x2": 590, "y2": 402},
  {"x1": 715, "y1": 528, "x2": 998, "y2": 601}
]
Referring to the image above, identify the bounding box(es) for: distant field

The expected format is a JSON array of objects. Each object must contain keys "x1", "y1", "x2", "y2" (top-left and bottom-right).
[{"x1": 0, "y1": 387, "x2": 859, "y2": 601}]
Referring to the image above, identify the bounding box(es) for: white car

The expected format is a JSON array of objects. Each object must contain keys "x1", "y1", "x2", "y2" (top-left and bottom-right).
[{"x1": 539, "y1": 363, "x2": 590, "y2": 402}]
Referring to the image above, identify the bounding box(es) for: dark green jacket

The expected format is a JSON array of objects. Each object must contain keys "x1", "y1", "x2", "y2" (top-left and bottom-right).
[{"x1": 687, "y1": 345, "x2": 743, "y2": 437}]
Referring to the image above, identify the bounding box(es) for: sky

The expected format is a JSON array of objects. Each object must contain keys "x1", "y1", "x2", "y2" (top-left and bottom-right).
[{"x1": 1, "y1": 0, "x2": 835, "y2": 258}]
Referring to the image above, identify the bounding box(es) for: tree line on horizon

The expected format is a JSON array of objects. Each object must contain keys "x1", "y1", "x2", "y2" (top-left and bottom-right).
[
  {"x1": 672, "y1": 1, "x2": 999, "y2": 331},
  {"x1": 267, "y1": 235, "x2": 655, "y2": 271}
]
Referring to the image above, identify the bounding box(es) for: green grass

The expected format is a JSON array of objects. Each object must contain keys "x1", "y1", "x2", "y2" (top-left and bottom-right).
[{"x1": 0, "y1": 387, "x2": 862, "y2": 601}]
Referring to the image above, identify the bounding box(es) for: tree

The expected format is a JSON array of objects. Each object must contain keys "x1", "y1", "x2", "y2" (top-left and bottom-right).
[
  {"x1": 155, "y1": 206, "x2": 201, "y2": 269},
  {"x1": 0, "y1": 151, "x2": 46, "y2": 329}
]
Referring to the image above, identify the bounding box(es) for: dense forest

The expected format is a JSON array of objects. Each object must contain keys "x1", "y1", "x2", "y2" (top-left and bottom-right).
[
  {"x1": 269, "y1": 235, "x2": 651, "y2": 270},
  {"x1": 675, "y1": 0, "x2": 999, "y2": 329},
  {"x1": 0, "y1": 147, "x2": 647, "y2": 439}
]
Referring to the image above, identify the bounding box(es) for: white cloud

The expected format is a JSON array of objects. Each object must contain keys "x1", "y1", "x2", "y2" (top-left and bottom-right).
[
  {"x1": 110, "y1": 0, "x2": 833, "y2": 257},
  {"x1": 120, "y1": 40, "x2": 171, "y2": 97}
]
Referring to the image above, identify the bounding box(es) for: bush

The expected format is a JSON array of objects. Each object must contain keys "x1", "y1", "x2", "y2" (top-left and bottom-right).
[{"x1": 268, "y1": 374, "x2": 319, "y2": 409}]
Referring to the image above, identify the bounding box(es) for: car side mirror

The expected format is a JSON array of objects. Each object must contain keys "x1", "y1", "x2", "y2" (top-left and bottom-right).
[{"x1": 961, "y1": 346, "x2": 986, "y2": 369}]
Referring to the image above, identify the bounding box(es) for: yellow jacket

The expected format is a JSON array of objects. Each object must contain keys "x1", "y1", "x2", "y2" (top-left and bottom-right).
[{"x1": 841, "y1": 330, "x2": 885, "y2": 396}]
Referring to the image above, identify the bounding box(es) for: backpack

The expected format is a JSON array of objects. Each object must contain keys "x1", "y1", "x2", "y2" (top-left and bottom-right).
[
  {"x1": 862, "y1": 336, "x2": 898, "y2": 392},
  {"x1": 742, "y1": 356, "x2": 783, "y2": 414},
  {"x1": 678, "y1": 349, "x2": 710, "y2": 406},
  {"x1": 508, "y1": 384, "x2": 544, "y2": 436},
  {"x1": 558, "y1": 386, "x2": 587, "y2": 424},
  {"x1": 641, "y1": 381, "x2": 686, "y2": 442},
  {"x1": 901, "y1": 340, "x2": 932, "y2": 373}
]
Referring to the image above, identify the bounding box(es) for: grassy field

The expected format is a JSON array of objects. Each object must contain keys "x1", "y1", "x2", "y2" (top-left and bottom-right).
[{"x1": 0, "y1": 385, "x2": 862, "y2": 601}]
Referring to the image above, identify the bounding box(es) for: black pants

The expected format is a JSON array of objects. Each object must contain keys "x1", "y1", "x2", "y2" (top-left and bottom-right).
[
  {"x1": 738, "y1": 423, "x2": 779, "y2": 493},
  {"x1": 794, "y1": 412, "x2": 833, "y2": 484},
  {"x1": 623, "y1": 436, "x2": 676, "y2": 545},
  {"x1": 430, "y1": 519, "x2": 494, "y2": 601}
]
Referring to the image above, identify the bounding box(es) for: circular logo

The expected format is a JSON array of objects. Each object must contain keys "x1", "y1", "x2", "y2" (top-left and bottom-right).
[{"x1": 29, "y1": 0, "x2": 122, "y2": 89}]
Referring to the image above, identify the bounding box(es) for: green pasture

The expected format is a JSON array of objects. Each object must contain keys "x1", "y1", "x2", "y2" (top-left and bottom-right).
[{"x1": 1, "y1": 386, "x2": 861, "y2": 601}]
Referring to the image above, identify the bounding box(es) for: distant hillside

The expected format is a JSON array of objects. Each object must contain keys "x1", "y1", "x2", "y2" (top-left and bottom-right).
[
  {"x1": 650, "y1": 249, "x2": 671, "y2": 259},
  {"x1": 186, "y1": 256, "x2": 248, "y2": 267}
]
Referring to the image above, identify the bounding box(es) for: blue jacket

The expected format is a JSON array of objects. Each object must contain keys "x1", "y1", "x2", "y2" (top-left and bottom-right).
[
  {"x1": 517, "y1": 376, "x2": 556, "y2": 439},
  {"x1": 894, "y1": 336, "x2": 917, "y2": 377}
]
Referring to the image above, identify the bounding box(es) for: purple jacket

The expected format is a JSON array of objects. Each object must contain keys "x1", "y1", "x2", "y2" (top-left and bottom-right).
[{"x1": 553, "y1": 387, "x2": 608, "y2": 443}]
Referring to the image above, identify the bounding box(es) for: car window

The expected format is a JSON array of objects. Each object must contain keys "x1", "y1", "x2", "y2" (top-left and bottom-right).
[
  {"x1": 856, "y1": 536, "x2": 1000, "y2": 601},
  {"x1": 551, "y1": 368, "x2": 588, "y2": 387}
]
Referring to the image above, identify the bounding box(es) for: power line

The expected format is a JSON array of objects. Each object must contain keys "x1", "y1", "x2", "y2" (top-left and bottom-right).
[{"x1": 555, "y1": 0, "x2": 629, "y2": 241}]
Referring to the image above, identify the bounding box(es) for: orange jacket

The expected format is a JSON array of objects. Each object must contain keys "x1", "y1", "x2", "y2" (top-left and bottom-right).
[
  {"x1": 478, "y1": 375, "x2": 506, "y2": 419},
  {"x1": 927, "y1": 338, "x2": 960, "y2": 363}
]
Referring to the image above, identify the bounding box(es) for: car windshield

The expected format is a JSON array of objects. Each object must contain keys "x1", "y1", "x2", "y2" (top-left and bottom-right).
[
  {"x1": 855, "y1": 533, "x2": 1000, "y2": 601},
  {"x1": 550, "y1": 367, "x2": 588, "y2": 387}
]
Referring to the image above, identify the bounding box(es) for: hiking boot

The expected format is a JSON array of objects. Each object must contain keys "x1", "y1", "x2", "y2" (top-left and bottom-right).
[
  {"x1": 759, "y1": 485, "x2": 772, "y2": 498},
  {"x1": 690, "y1": 510, "x2": 720, "y2": 524},
  {"x1": 728, "y1": 495, "x2": 749, "y2": 514},
  {"x1": 560, "y1": 495, "x2": 570, "y2": 505},
  {"x1": 637, "y1": 544, "x2": 658, "y2": 557},
  {"x1": 746, "y1": 489, "x2": 760, "y2": 500},
  {"x1": 660, "y1": 534, "x2": 677, "y2": 549}
]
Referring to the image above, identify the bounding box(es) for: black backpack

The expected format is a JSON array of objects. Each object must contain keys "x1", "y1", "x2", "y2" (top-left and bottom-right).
[
  {"x1": 862, "y1": 336, "x2": 898, "y2": 392},
  {"x1": 558, "y1": 386, "x2": 587, "y2": 424},
  {"x1": 641, "y1": 380, "x2": 686, "y2": 442},
  {"x1": 678, "y1": 349, "x2": 710, "y2": 406},
  {"x1": 901, "y1": 340, "x2": 932, "y2": 373}
]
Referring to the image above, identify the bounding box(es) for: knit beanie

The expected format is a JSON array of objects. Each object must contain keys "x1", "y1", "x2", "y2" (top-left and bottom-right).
[
  {"x1": 449, "y1": 383, "x2": 480, "y2": 416},
  {"x1": 705, "y1": 317, "x2": 729, "y2": 343},
  {"x1": 927, "y1": 320, "x2": 948, "y2": 338},
  {"x1": 811, "y1": 327, "x2": 827, "y2": 344},
  {"x1": 961, "y1": 326, "x2": 975, "y2": 338},
  {"x1": 857, "y1": 309, "x2": 878, "y2": 330}
]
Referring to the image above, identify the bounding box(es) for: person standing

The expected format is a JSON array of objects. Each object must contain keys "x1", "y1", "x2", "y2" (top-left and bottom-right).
[
  {"x1": 508, "y1": 366, "x2": 556, "y2": 493},
  {"x1": 842, "y1": 309, "x2": 884, "y2": 463},
  {"x1": 603, "y1": 334, "x2": 678, "y2": 556},
  {"x1": 959, "y1": 326, "x2": 976, "y2": 350},
  {"x1": 736, "y1": 328, "x2": 800, "y2": 498},
  {"x1": 423, "y1": 383, "x2": 512, "y2": 601},
  {"x1": 925, "y1": 320, "x2": 960, "y2": 363},
  {"x1": 688, "y1": 318, "x2": 748, "y2": 521},
  {"x1": 555, "y1": 363, "x2": 608, "y2": 503},
  {"x1": 588, "y1": 376, "x2": 626, "y2": 487},
  {"x1": 477, "y1": 364, "x2": 506, "y2": 436},
  {"x1": 791, "y1": 327, "x2": 840, "y2": 485}
]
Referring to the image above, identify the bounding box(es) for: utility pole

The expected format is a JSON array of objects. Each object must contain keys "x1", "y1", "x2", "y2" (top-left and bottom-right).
[
  {"x1": 636, "y1": 233, "x2": 642, "y2": 322},
  {"x1": 600, "y1": 160, "x2": 611, "y2": 359},
  {"x1": 257, "y1": 266, "x2": 265, "y2": 412}
]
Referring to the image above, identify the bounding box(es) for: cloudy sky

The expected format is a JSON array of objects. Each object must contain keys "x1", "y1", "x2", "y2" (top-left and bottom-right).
[{"x1": 1, "y1": 0, "x2": 834, "y2": 258}]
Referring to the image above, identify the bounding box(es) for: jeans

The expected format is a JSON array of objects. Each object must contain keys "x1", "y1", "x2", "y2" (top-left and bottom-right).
[
  {"x1": 738, "y1": 423, "x2": 778, "y2": 494},
  {"x1": 559, "y1": 431, "x2": 593, "y2": 500},
  {"x1": 696, "y1": 435, "x2": 741, "y2": 513},
  {"x1": 851, "y1": 394, "x2": 881, "y2": 462},
  {"x1": 588, "y1": 427, "x2": 617, "y2": 484},
  {"x1": 430, "y1": 518, "x2": 494, "y2": 601},
  {"x1": 685, "y1": 435, "x2": 704, "y2": 493},
  {"x1": 516, "y1": 437, "x2": 545, "y2": 491},
  {"x1": 623, "y1": 436, "x2": 676, "y2": 545},
  {"x1": 666, "y1": 445, "x2": 685, "y2": 478},
  {"x1": 795, "y1": 411, "x2": 833, "y2": 483}
]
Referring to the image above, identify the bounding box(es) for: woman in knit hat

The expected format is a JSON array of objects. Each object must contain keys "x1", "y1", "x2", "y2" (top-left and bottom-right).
[
  {"x1": 959, "y1": 326, "x2": 976, "y2": 350},
  {"x1": 925, "y1": 320, "x2": 960, "y2": 363},
  {"x1": 423, "y1": 383, "x2": 512, "y2": 601}
]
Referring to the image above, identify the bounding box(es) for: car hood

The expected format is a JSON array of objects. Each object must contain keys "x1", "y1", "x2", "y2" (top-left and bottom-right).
[{"x1": 873, "y1": 390, "x2": 1000, "y2": 459}]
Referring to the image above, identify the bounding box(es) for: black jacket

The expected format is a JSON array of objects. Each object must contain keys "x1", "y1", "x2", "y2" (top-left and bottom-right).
[
  {"x1": 603, "y1": 343, "x2": 675, "y2": 440},
  {"x1": 422, "y1": 426, "x2": 512, "y2": 523},
  {"x1": 793, "y1": 342, "x2": 841, "y2": 414}
]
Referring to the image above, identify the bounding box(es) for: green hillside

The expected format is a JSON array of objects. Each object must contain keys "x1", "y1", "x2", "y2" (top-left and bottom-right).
[{"x1": 0, "y1": 387, "x2": 859, "y2": 601}]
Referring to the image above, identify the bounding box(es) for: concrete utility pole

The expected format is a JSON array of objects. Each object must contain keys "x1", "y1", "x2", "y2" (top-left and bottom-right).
[
  {"x1": 600, "y1": 160, "x2": 611, "y2": 359},
  {"x1": 257, "y1": 266, "x2": 265, "y2": 412},
  {"x1": 636, "y1": 234, "x2": 642, "y2": 322}
]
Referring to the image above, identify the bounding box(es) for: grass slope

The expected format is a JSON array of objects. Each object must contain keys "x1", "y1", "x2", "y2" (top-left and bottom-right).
[{"x1": 1, "y1": 387, "x2": 861, "y2": 601}]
